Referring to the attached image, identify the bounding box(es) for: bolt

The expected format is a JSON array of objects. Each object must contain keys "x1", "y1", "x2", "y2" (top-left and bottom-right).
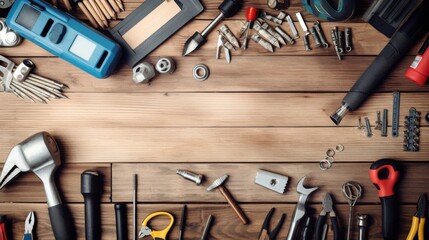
[
  {"x1": 357, "y1": 214, "x2": 368, "y2": 240},
  {"x1": 176, "y1": 169, "x2": 203, "y2": 185}
]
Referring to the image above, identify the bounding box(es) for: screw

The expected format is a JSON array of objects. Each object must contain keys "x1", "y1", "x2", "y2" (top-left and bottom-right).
[
  {"x1": 303, "y1": 35, "x2": 311, "y2": 51},
  {"x1": 176, "y1": 169, "x2": 203, "y2": 185},
  {"x1": 375, "y1": 111, "x2": 382, "y2": 130}
]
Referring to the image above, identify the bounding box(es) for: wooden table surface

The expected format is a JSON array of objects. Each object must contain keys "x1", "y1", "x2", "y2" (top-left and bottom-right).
[{"x1": 1, "y1": 0, "x2": 429, "y2": 239}]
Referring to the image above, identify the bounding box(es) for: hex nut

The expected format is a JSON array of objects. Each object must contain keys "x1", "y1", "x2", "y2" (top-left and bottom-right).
[{"x1": 133, "y1": 62, "x2": 155, "y2": 84}]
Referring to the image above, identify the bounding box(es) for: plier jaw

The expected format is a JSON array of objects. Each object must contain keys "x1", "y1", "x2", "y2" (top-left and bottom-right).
[
  {"x1": 0, "y1": 146, "x2": 26, "y2": 190},
  {"x1": 24, "y1": 211, "x2": 35, "y2": 239}
]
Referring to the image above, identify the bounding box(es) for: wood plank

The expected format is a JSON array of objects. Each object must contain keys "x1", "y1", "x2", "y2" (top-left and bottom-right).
[
  {"x1": 0, "y1": 203, "x2": 420, "y2": 239},
  {"x1": 0, "y1": 164, "x2": 111, "y2": 203},
  {"x1": 7, "y1": 55, "x2": 428, "y2": 93},
  {"x1": 0, "y1": 92, "x2": 427, "y2": 127},
  {"x1": 112, "y1": 163, "x2": 429, "y2": 204},
  {"x1": 1, "y1": 126, "x2": 429, "y2": 163}
]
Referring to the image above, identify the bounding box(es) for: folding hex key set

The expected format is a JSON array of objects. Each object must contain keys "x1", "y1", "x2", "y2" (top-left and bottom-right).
[{"x1": 0, "y1": 0, "x2": 428, "y2": 238}]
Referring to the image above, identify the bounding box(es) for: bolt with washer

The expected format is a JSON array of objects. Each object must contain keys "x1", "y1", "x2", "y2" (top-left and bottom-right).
[
  {"x1": 156, "y1": 57, "x2": 176, "y2": 74},
  {"x1": 193, "y1": 64, "x2": 210, "y2": 81}
]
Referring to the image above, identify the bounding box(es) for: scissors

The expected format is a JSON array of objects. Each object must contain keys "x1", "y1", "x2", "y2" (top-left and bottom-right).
[{"x1": 138, "y1": 212, "x2": 174, "y2": 240}]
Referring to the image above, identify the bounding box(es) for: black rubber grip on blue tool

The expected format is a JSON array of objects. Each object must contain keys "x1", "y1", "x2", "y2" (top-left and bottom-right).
[
  {"x1": 48, "y1": 203, "x2": 77, "y2": 240},
  {"x1": 342, "y1": 0, "x2": 429, "y2": 111},
  {"x1": 219, "y1": 0, "x2": 242, "y2": 18},
  {"x1": 115, "y1": 203, "x2": 128, "y2": 240},
  {"x1": 381, "y1": 196, "x2": 398, "y2": 240}
]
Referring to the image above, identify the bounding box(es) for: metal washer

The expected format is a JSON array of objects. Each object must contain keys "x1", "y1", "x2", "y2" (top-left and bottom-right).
[{"x1": 192, "y1": 64, "x2": 209, "y2": 81}]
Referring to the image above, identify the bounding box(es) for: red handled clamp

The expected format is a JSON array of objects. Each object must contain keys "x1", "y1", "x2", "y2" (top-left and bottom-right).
[
  {"x1": 369, "y1": 159, "x2": 401, "y2": 240},
  {"x1": 406, "y1": 36, "x2": 429, "y2": 86}
]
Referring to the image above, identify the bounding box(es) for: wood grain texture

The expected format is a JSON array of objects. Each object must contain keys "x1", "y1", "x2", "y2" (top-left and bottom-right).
[{"x1": 0, "y1": 203, "x2": 422, "y2": 240}]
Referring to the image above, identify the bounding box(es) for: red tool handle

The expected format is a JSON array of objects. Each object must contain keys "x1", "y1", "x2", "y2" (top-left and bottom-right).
[
  {"x1": 245, "y1": 7, "x2": 259, "y2": 21},
  {"x1": 0, "y1": 217, "x2": 8, "y2": 240},
  {"x1": 405, "y1": 36, "x2": 429, "y2": 86},
  {"x1": 369, "y1": 159, "x2": 400, "y2": 197}
]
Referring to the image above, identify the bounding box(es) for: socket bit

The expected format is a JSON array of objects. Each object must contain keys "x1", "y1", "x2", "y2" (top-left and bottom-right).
[{"x1": 176, "y1": 169, "x2": 203, "y2": 185}]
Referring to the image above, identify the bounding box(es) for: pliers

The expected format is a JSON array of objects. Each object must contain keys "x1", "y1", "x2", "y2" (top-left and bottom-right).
[
  {"x1": 406, "y1": 193, "x2": 426, "y2": 240},
  {"x1": 315, "y1": 193, "x2": 340, "y2": 240},
  {"x1": 258, "y1": 208, "x2": 285, "y2": 240},
  {"x1": 216, "y1": 33, "x2": 232, "y2": 64},
  {"x1": 23, "y1": 211, "x2": 35, "y2": 240}
]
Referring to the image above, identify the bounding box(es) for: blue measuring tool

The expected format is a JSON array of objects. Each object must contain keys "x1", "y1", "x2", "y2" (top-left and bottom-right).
[{"x1": 6, "y1": 0, "x2": 122, "y2": 78}]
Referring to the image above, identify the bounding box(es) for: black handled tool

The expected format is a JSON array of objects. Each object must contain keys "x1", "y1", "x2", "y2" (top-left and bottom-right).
[
  {"x1": 369, "y1": 159, "x2": 400, "y2": 240},
  {"x1": 115, "y1": 203, "x2": 128, "y2": 240},
  {"x1": 182, "y1": 0, "x2": 242, "y2": 56},
  {"x1": 81, "y1": 170, "x2": 104, "y2": 240},
  {"x1": 330, "y1": 0, "x2": 429, "y2": 125}
]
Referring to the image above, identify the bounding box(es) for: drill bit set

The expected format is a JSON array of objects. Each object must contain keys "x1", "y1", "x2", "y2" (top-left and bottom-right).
[{"x1": 0, "y1": 55, "x2": 67, "y2": 103}]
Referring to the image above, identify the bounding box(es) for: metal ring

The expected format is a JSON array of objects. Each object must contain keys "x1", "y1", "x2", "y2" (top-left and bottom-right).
[
  {"x1": 319, "y1": 159, "x2": 332, "y2": 170},
  {"x1": 192, "y1": 64, "x2": 209, "y2": 81},
  {"x1": 345, "y1": 46, "x2": 352, "y2": 52},
  {"x1": 325, "y1": 156, "x2": 335, "y2": 163},
  {"x1": 326, "y1": 148, "x2": 335, "y2": 157},
  {"x1": 156, "y1": 57, "x2": 175, "y2": 74},
  {"x1": 335, "y1": 144, "x2": 344, "y2": 152}
]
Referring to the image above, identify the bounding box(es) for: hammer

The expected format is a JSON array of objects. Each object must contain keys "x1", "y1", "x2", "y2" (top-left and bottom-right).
[
  {"x1": 0, "y1": 132, "x2": 76, "y2": 240},
  {"x1": 207, "y1": 174, "x2": 249, "y2": 224}
]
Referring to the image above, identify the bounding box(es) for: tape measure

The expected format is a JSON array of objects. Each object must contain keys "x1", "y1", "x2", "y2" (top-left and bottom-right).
[{"x1": 301, "y1": 0, "x2": 355, "y2": 21}]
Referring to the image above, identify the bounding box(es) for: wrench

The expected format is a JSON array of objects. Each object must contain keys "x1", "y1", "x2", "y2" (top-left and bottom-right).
[{"x1": 286, "y1": 177, "x2": 318, "y2": 240}]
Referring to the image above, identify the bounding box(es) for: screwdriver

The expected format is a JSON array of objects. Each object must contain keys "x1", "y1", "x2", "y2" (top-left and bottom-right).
[
  {"x1": 242, "y1": 7, "x2": 259, "y2": 50},
  {"x1": 182, "y1": 0, "x2": 242, "y2": 56}
]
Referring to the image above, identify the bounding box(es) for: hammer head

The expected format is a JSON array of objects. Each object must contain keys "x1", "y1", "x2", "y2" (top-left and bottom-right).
[
  {"x1": 0, "y1": 132, "x2": 60, "y2": 189},
  {"x1": 207, "y1": 174, "x2": 228, "y2": 192}
]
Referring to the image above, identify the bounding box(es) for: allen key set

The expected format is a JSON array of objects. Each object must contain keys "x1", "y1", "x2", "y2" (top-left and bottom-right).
[{"x1": 0, "y1": 55, "x2": 67, "y2": 103}]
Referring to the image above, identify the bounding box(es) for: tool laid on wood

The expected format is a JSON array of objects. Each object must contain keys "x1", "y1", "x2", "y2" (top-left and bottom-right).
[
  {"x1": 254, "y1": 169, "x2": 288, "y2": 194},
  {"x1": 81, "y1": 170, "x2": 103, "y2": 240},
  {"x1": 23, "y1": 211, "x2": 35, "y2": 240},
  {"x1": 342, "y1": 181, "x2": 362, "y2": 240},
  {"x1": 315, "y1": 193, "x2": 340, "y2": 240},
  {"x1": 329, "y1": 0, "x2": 429, "y2": 125},
  {"x1": 406, "y1": 194, "x2": 427, "y2": 240},
  {"x1": 257, "y1": 208, "x2": 285, "y2": 240},
  {"x1": 357, "y1": 214, "x2": 368, "y2": 240},
  {"x1": 0, "y1": 132, "x2": 76, "y2": 240},
  {"x1": 241, "y1": 7, "x2": 259, "y2": 50},
  {"x1": 179, "y1": 205, "x2": 186, "y2": 240},
  {"x1": 207, "y1": 174, "x2": 249, "y2": 225},
  {"x1": 183, "y1": 0, "x2": 242, "y2": 56},
  {"x1": 381, "y1": 109, "x2": 388, "y2": 137},
  {"x1": 0, "y1": 215, "x2": 8, "y2": 240},
  {"x1": 133, "y1": 174, "x2": 138, "y2": 240},
  {"x1": 177, "y1": 169, "x2": 204, "y2": 185},
  {"x1": 216, "y1": 33, "x2": 232, "y2": 64},
  {"x1": 286, "y1": 177, "x2": 318, "y2": 240},
  {"x1": 406, "y1": 36, "x2": 429, "y2": 86},
  {"x1": 114, "y1": 203, "x2": 128, "y2": 240},
  {"x1": 369, "y1": 159, "x2": 400, "y2": 240},
  {"x1": 138, "y1": 212, "x2": 174, "y2": 240},
  {"x1": 392, "y1": 91, "x2": 401, "y2": 137},
  {"x1": 301, "y1": 0, "x2": 355, "y2": 21},
  {"x1": 403, "y1": 108, "x2": 421, "y2": 152},
  {"x1": 200, "y1": 214, "x2": 213, "y2": 240}
]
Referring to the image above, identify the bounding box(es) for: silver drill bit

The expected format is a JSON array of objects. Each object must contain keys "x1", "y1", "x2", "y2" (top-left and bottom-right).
[
  {"x1": 176, "y1": 169, "x2": 204, "y2": 185},
  {"x1": 251, "y1": 33, "x2": 274, "y2": 52}
]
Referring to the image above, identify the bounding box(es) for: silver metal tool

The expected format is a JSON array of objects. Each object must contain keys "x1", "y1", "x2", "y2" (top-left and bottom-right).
[
  {"x1": 286, "y1": 177, "x2": 318, "y2": 240},
  {"x1": 338, "y1": 30, "x2": 345, "y2": 54},
  {"x1": 0, "y1": 132, "x2": 76, "y2": 240},
  {"x1": 259, "y1": 19, "x2": 286, "y2": 46},
  {"x1": 155, "y1": 57, "x2": 175, "y2": 74},
  {"x1": 0, "y1": 0, "x2": 13, "y2": 9},
  {"x1": 392, "y1": 91, "x2": 400, "y2": 137},
  {"x1": 176, "y1": 169, "x2": 204, "y2": 185},
  {"x1": 251, "y1": 33, "x2": 274, "y2": 52},
  {"x1": 254, "y1": 20, "x2": 280, "y2": 48},
  {"x1": 342, "y1": 181, "x2": 363, "y2": 240},
  {"x1": 375, "y1": 111, "x2": 382, "y2": 130},
  {"x1": 207, "y1": 174, "x2": 249, "y2": 225},
  {"x1": 13, "y1": 59, "x2": 34, "y2": 82},
  {"x1": 381, "y1": 109, "x2": 388, "y2": 137},
  {"x1": 314, "y1": 21, "x2": 329, "y2": 48},
  {"x1": 200, "y1": 215, "x2": 213, "y2": 240},
  {"x1": 286, "y1": 14, "x2": 299, "y2": 39},
  {"x1": 330, "y1": 29, "x2": 342, "y2": 60},
  {"x1": 357, "y1": 214, "x2": 368, "y2": 240},
  {"x1": 296, "y1": 12, "x2": 309, "y2": 35},
  {"x1": 254, "y1": 169, "x2": 288, "y2": 194},
  {"x1": 133, "y1": 174, "x2": 137, "y2": 240},
  {"x1": 403, "y1": 107, "x2": 421, "y2": 152},
  {"x1": 24, "y1": 211, "x2": 35, "y2": 240},
  {"x1": 260, "y1": 11, "x2": 282, "y2": 25},
  {"x1": 357, "y1": 116, "x2": 363, "y2": 129},
  {"x1": 133, "y1": 62, "x2": 155, "y2": 84},
  {"x1": 364, "y1": 117, "x2": 372, "y2": 137},
  {"x1": 345, "y1": 28, "x2": 352, "y2": 52},
  {"x1": 310, "y1": 27, "x2": 322, "y2": 48},
  {"x1": 275, "y1": 26, "x2": 295, "y2": 45},
  {"x1": 193, "y1": 64, "x2": 210, "y2": 81},
  {"x1": 220, "y1": 25, "x2": 240, "y2": 49},
  {"x1": 0, "y1": 18, "x2": 21, "y2": 47},
  {"x1": 303, "y1": 35, "x2": 311, "y2": 51},
  {"x1": 216, "y1": 33, "x2": 231, "y2": 63}
]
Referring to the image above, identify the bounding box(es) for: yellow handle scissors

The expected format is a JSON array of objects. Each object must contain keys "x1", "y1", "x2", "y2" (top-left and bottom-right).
[
  {"x1": 406, "y1": 194, "x2": 426, "y2": 240},
  {"x1": 138, "y1": 212, "x2": 174, "y2": 240}
]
